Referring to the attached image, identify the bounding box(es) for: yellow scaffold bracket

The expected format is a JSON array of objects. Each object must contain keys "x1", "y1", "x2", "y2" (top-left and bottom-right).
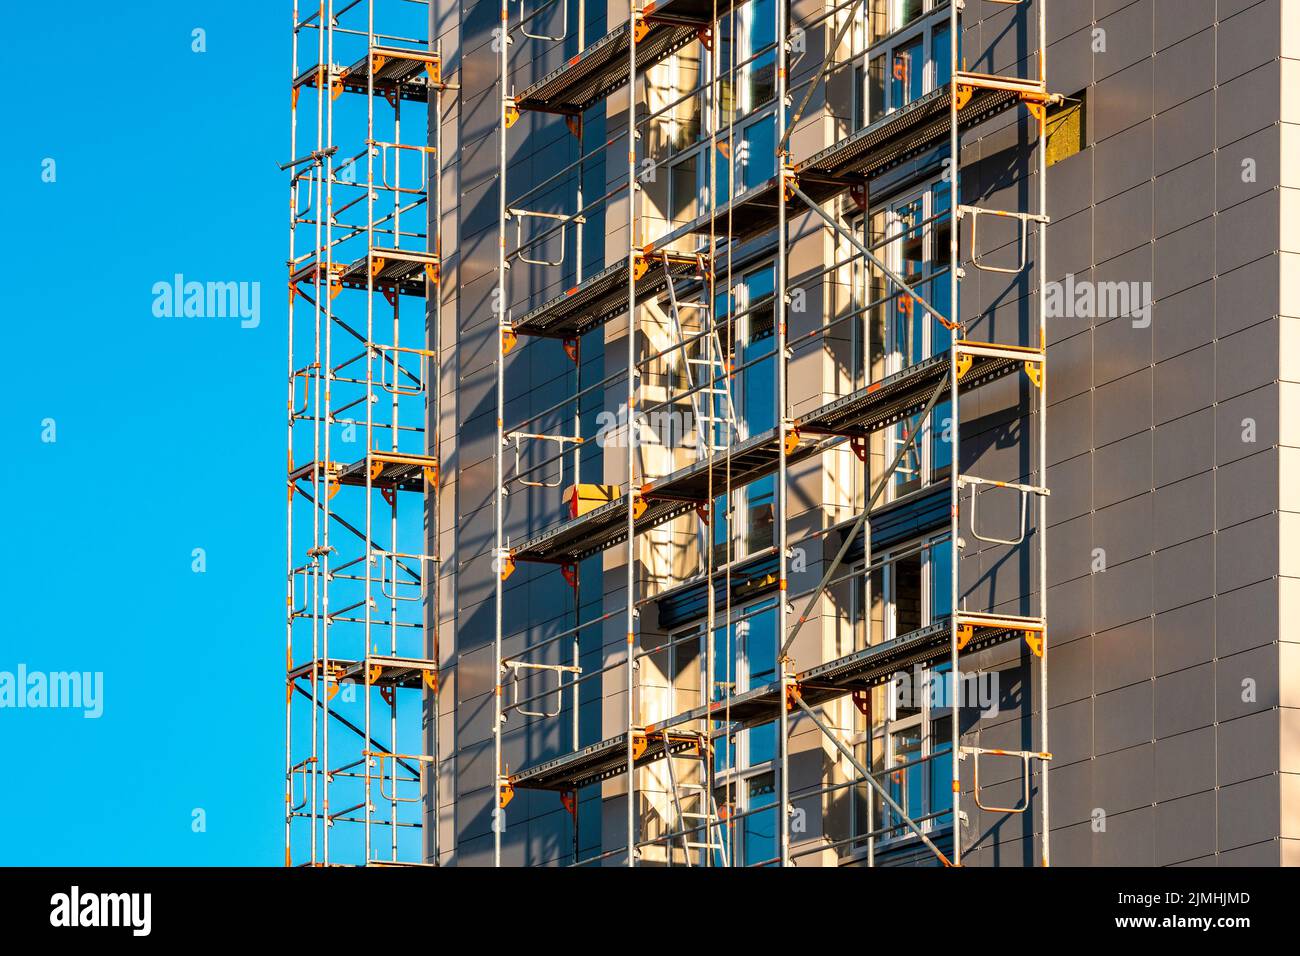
[
  {"x1": 633, "y1": 486, "x2": 650, "y2": 520},
  {"x1": 784, "y1": 680, "x2": 803, "y2": 712},
  {"x1": 632, "y1": 250, "x2": 651, "y2": 281},
  {"x1": 500, "y1": 553, "x2": 516, "y2": 581},
  {"x1": 954, "y1": 84, "x2": 975, "y2": 111},
  {"x1": 1020, "y1": 93, "x2": 1049, "y2": 122},
  {"x1": 1023, "y1": 361, "x2": 1044, "y2": 389},
  {"x1": 424, "y1": 462, "x2": 440, "y2": 487},
  {"x1": 783, "y1": 427, "x2": 800, "y2": 456},
  {"x1": 631, "y1": 732, "x2": 649, "y2": 761},
  {"x1": 499, "y1": 778, "x2": 515, "y2": 809},
  {"x1": 505, "y1": 101, "x2": 520, "y2": 128},
  {"x1": 781, "y1": 164, "x2": 798, "y2": 201},
  {"x1": 370, "y1": 459, "x2": 386, "y2": 481},
  {"x1": 425, "y1": 261, "x2": 440, "y2": 285},
  {"x1": 633, "y1": 10, "x2": 652, "y2": 44},
  {"x1": 1023, "y1": 627, "x2": 1045, "y2": 658},
  {"x1": 423, "y1": 669, "x2": 439, "y2": 693},
  {"x1": 502, "y1": 327, "x2": 518, "y2": 355},
  {"x1": 956, "y1": 623, "x2": 975, "y2": 651},
  {"x1": 955, "y1": 353, "x2": 974, "y2": 382}
]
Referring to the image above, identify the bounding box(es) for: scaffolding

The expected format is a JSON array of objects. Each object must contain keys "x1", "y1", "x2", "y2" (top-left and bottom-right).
[
  {"x1": 284, "y1": 0, "x2": 451, "y2": 866},
  {"x1": 478, "y1": 0, "x2": 1060, "y2": 868}
]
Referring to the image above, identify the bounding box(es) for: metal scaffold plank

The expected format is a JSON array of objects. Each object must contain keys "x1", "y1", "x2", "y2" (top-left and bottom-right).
[
  {"x1": 508, "y1": 427, "x2": 826, "y2": 566},
  {"x1": 514, "y1": 0, "x2": 737, "y2": 115},
  {"x1": 505, "y1": 612, "x2": 1042, "y2": 791},
  {"x1": 294, "y1": 46, "x2": 442, "y2": 103},
  {"x1": 513, "y1": 250, "x2": 704, "y2": 339}
]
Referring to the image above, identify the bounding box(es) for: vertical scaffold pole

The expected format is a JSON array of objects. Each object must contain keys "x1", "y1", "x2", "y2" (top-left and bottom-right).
[
  {"x1": 1036, "y1": 0, "x2": 1051, "y2": 868},
  {"x1": 321, "y1": 0, "x2": 337, "y2": 865},
  {"x1": 775, "y1": 0, "x2": 791, "y2": 868},
  {"x1": 362, "y1": 0, "x2": 377, "y2": 869},
  {"x1": 285, "y1": 0, "x2": 301, "y2": 869},
  {"x1": 624, "y1": 0, "x2": 640, "y2": 869},
  {"x1": 494, "y1": 0, "x2": 510, "y2": 869},
  {"x1": 946, "y1": 0, "x2": 962, "y2": 868}
]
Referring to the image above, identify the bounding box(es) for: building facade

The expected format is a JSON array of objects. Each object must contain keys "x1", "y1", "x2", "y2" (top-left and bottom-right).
[{"x1": 415, "y1": 0, "x2": 1299, "y2": 867}]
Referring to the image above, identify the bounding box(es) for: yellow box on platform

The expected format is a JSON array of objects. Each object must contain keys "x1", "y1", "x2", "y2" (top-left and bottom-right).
[{"x1": 563, "y1": 483, "x2": 621, "y2": 518}]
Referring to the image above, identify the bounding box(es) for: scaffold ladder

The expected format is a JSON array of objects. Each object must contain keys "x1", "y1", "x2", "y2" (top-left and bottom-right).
[{"x1": 661, "y1": 252, "x2": 735, "y2": 456}]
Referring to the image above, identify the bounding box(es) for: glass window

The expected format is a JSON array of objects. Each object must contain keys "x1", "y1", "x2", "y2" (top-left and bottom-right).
[
  {"x1": 867, "y1": 55, "x2": 886, "y2": 124},
  {"x1": 894, "y1": 552, "x2": 923, "y2": 639},
  {"x1": 670, "y1": 154, "x2": 698, "y2": 223},
  {"x1": 933, "y1": 23, "x2": 952, "y2": 88},
  {"x1": 742, "y1": 772, "x2": 777, "y2": 864},
  {"x1": 848, "y1": 534, "x2": 956, "y2": 852},
  {"x1": 887, "y1": 724, "x2": 923, "y2": 834},
  {"x1": 859, "y1": 3, "x2": 954, "y2": 125},
  {"x1": 740, "y1": 113, "x2": 777, "y2": 192},
  {"x1": 891, "y1": 35, "x2": 924, "y2": 110},
  {"x1": 739, "y1": 268, "x2": 776, "y2": 437},
  {"x1": 709, "y1": 600, "x2": 778, "y2": 772},
  {"x1": 929, "y1": 537, "x2": 952, "y2": 621},
  {"x1": 864, "y1": 178, "x2": 955, "y2": 497},
  {"x1": 892, "y1": 414, "x2": 923, "y2": 498},
  {"x1": 870, "y1": 0, "x2": 926, "y2": 36},
  {"x1": 749, "y1": 0, "x2": 776, "y2": 51},
  {"x1": 928, "y1": 712, "x2": 953, "y2": 826}
]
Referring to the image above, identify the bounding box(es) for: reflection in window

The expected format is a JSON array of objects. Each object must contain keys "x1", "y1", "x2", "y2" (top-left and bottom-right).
[
  {"x1": 891, "y1": 36, "x2": 924, "y2": 109},
  {"x1": 859, "y1": 3, "x2": 957, "y2": 126}
]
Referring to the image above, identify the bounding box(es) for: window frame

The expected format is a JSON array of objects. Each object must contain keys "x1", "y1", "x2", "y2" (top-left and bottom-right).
[
  {"x1": 700, "y1": 260, "x2": 778, "y2": 562},
  {"x1": 854, "y1": 1, "x2": 954, "y2": 128},
  {"x1": 846, "y1": 174, "x2": 955, "y2": 503},
  {"x1": 663, "y1": 0, "x2": 782, "y2": 234},
  {"x1": 847, "y1": 531, "x2": 955, "y2": 857}
]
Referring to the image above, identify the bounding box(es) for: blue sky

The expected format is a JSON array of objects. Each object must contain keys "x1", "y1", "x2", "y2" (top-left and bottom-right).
[{"x1": 0, "y1": 2, "x2": 285, "y2": 864}]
